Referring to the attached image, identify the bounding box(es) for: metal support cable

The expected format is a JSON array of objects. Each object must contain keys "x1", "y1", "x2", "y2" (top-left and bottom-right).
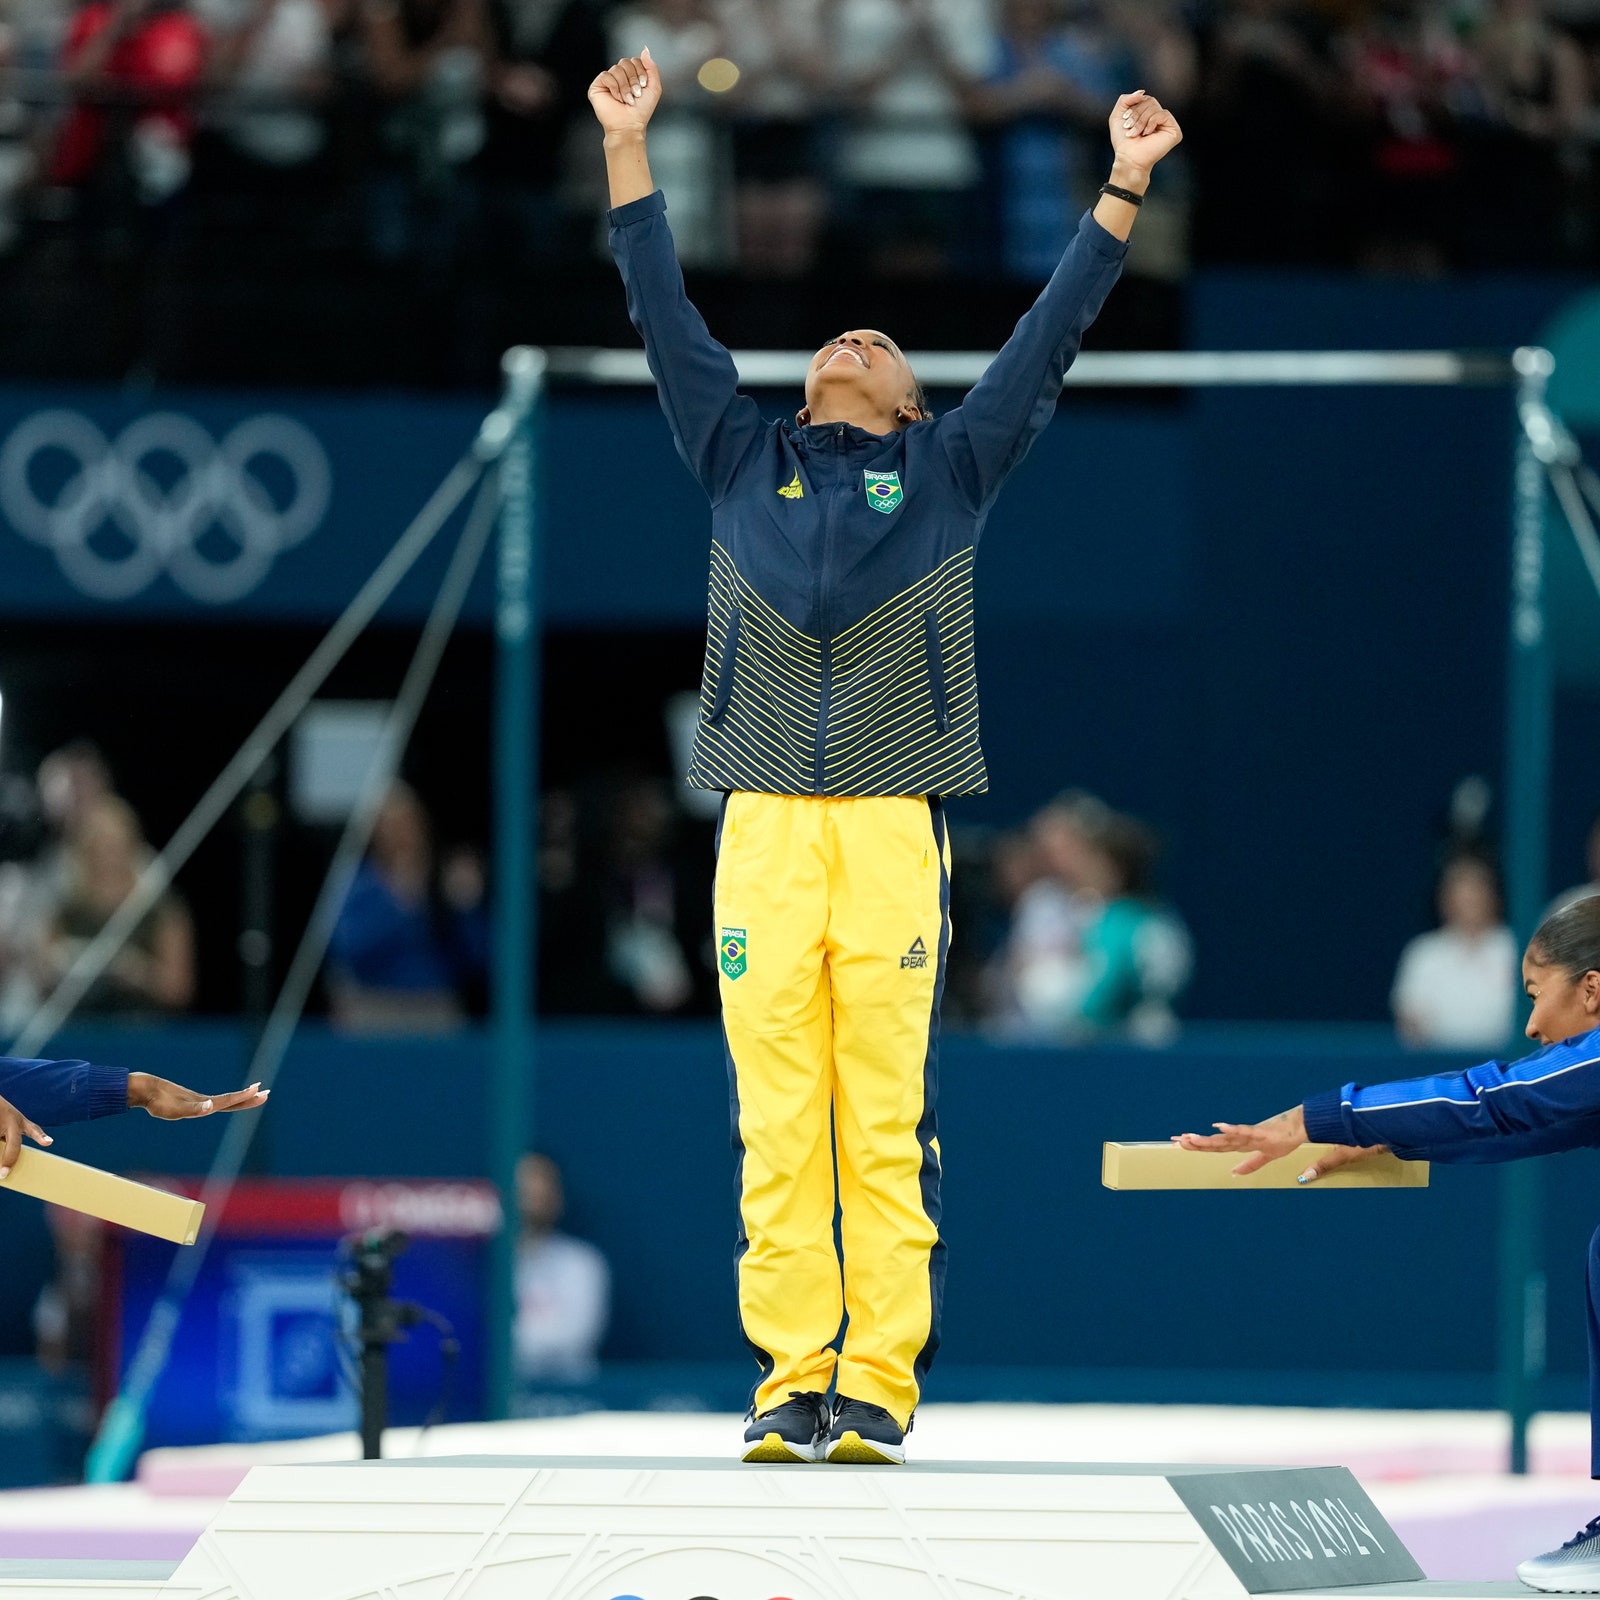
[
  {"x1": 1518, "y1": 369, "x2": 1600, "y2": 609},
  {"x1": 85, "y1": 463, "x2": 504, "y2": 1482},
  {"x1": 1547, "y1": 464, "x2": 1600, "y2": 605}
]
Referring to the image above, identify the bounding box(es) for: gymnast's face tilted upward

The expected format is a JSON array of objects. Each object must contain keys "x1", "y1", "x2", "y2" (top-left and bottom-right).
[{"x1": 800, "y1": 330, "x2": 926, "y2": 436}]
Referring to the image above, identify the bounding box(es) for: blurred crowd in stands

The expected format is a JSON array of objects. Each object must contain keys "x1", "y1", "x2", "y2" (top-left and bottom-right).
[
  {"x1": 0, "y1": 740, "x2": 194, "y2": 1031},
  {"x1": 0, "y1": 0, "x2": 1595, "y2": 291},
  {"x1": 5, "y1": 733, "x2": 1600, "y2": 1049}
]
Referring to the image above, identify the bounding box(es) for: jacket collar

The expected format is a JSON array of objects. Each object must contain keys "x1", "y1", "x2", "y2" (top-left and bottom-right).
[{"x1": 788, "y1": 420, "x2": 898, "y2": 450}]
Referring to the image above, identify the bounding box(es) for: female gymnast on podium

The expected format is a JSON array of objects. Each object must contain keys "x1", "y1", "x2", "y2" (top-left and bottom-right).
[
  {"x1": 1179, "y1": 892, "x2": 1600, "y2": 1593},
  {"x1": 588, "y1": 46, "x2": 1182, "y2": 1465}
]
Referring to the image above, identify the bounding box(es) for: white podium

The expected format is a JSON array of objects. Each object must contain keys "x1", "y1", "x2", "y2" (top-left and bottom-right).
[{"x1": 108, "y1": 1455, "x2": 1513, "y2": 1600}]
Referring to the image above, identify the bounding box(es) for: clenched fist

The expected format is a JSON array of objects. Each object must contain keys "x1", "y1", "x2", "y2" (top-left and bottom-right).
[
  {"x1": 588, "y1": 47, "x2": 662, "y2": 137},
  {"x1": 1110, "y1": 90, "x2": 1183, "y2": 175}
]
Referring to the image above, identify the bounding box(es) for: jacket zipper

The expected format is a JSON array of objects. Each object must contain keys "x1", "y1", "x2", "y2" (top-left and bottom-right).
[{"x1": 812, "y1": 425, "x2": 845, "y2": 793}]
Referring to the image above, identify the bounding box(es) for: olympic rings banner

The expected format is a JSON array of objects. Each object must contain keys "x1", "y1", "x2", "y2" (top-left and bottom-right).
[{"x1": 0, "y1": 386, "x2": 488, "y2": 620}]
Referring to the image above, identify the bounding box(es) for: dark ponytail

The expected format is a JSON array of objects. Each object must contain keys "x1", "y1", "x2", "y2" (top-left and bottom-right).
[{"x1": 1529, "y1": 894, "x2": 1600, "y2": 981}]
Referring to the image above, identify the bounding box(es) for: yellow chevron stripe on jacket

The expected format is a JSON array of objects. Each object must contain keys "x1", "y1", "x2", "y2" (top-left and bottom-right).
[{"x1": 688, "y1": 543, "x2": 988, "y2": 799}]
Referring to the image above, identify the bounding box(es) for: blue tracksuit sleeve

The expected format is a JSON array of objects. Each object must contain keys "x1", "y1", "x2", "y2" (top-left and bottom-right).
[
  {"x1": 1301, "y1": 1027, "x2": 1600, "y2": 1163},
  {"x1": 0, "y1": 1056, "x2": 129, "y2": 1124},
  {"x1": 608, "y1": 190, "x2": 765, "y2": 504},
  {"x1": 937, "y1": 211, "x2": 1130, "y2": 512}
]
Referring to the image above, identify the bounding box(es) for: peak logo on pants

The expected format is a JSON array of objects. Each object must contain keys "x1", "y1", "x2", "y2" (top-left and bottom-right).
[{"x1": 901, "y1": 936, "x2": 928, "y2": 970}]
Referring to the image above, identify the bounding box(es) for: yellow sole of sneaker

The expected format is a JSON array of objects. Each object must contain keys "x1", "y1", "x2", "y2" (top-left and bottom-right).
[
  {"x1": 826, "y1": 1431, "x2": 904, "y2": 1465},
  {"x1": 741, "y1": 1433, "x2": 817, "y2": 1464}
]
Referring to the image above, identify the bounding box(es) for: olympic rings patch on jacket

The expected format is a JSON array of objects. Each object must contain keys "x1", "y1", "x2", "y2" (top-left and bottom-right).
[{"x1": 0, "y1": 408, "x2": 332, "y2": 603}]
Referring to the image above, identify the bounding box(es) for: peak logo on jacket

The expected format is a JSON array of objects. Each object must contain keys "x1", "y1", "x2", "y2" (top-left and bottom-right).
[
  {"x1": 777, "y1": 471, "x2": 804, "y2": 500},
  {"x1": 864, "y1": 470, "x2": 903, "y2": 514}
]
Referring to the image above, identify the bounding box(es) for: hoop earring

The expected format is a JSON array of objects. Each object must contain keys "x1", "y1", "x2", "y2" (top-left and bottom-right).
[{"x1": 795, "y1": 406, "x2": 812, "y2": 427}]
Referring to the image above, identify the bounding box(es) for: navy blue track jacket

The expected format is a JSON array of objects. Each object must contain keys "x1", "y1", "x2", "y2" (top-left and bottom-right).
[
  {"x1": 1302, "y1": 1025, "x2": 1600, "y2": 1161},
  {"x1": 0, "y1": 1057, "x2": 128, "y2": 1125},
  {"x1": 610, "y1": 190, "x2": 1130, "y2": 799}
]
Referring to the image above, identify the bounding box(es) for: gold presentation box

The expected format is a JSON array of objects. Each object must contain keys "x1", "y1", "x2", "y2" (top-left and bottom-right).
[
  {"x1": 1102, "y1": 1141, "x2": 1430, "y2": 1191},
  {"x1": 3, "y1": 1146, "x2": 206, "y2": 1243}
]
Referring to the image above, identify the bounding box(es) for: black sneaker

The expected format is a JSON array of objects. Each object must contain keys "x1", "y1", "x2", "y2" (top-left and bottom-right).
[
  {"x1": 741, "y1": 1390, "x2": 830, "y2": 1463},
  {"x1": 825, "y1": 1395, "x2": 907, "y2": 1465}
]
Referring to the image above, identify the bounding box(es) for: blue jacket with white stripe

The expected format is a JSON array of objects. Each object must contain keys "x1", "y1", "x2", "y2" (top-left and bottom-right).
[
  {"x1": 1302, "y1": 1026, "x2": 1600, "y2": 1161},
  {"x1": 0, "y1": 1057, "x2": 129, "y2": 1125},
  {"x1": 609, "y1": 189, "x2": 1129, "y2": 799}
]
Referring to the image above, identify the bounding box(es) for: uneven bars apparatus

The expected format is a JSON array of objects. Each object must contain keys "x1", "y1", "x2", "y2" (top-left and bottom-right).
[{"x1": 506, "y1": 344, "x2": 1550, "y2": 1466}]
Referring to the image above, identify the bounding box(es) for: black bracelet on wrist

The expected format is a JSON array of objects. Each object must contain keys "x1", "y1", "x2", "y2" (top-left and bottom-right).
[{"x1": 1099, "y1": 182, "x2": 1145, "y2": 207}]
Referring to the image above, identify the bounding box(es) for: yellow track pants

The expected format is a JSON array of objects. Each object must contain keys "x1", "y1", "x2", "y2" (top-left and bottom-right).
[{"x1": 714, "y1": 790, "x2": 950, "y2": 1430}]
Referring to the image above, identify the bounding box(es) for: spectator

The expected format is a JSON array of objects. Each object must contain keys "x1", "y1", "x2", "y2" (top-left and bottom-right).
[
  {"x1": 606, "y1": 0, "x2": 730, "y2": 267},
  {"x1": 1549, "y1": 810, "x2": 1600, "y2": 916},
  {"x1": 52, "y1": 0, "x2": 209, "y2": 210},
  {"x1": 479, "y1": 0, "x2": 606, "y2": 267},
  {"x1": 1193, "y1": 0, "x2": 1347, "y2": 264},
  {"x1": 0, "y1": 743, "x2": 114, "y2": 1031},
  {"x1": 716, "y1": 0, "x2": 828, "y2": 277},
  {"x1": 972, "y1": 0, "x2": 1121, "y2": 280},
  {"x1": 538, "y1": 776, "x2": 710, "y2": 1016},
  {"x1": 0, "y1": 18, "x2": 38, "y2": 252},
  {"x1": 38, "y1": 793, "x2": 195, "y2": 1016},
  {"x1": 1110, "y1": 0, "x2": 1196, "y2": 278},
  {"x1": 1393, "y1": 852, "x2": 1520, "y2": 1049},
  {"x1": 360, "y1": 0, "x2": 488, "y2": 262},
  {"x1": 209, "y1": 0, "x2": 337, "y2": 183},
  {"x1": 602, "y1": 775, "x2": 697, "y2": 1013},
  {"x1": 994, "y1": 792, "x2": 1191, "y2": 1044},
  {"x1": 326, "y1": 781, "x2": 488, "y2": 1031},
  {"x1": 1466, "y1": 0, "x2": 1590, "y2": 263},
  {"x1": 1340, "y1": 0, "x2": 1478, "y2": 272},
  {"x1": 832, "y1": 0, "x2": 996, "y2": 275},
  {"x1": 512, "y1": 1151, "x2": 610, "y2": 1390}
]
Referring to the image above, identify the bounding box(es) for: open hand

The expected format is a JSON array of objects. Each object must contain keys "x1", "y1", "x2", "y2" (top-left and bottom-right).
[
  {"x1": 128, "y1": 1072, "x2": 270, "y2": 1121},
  {"x1": 1173, "y1": 1105, "x2": 1382, "y2": 1182},
  {"x1": 1110, "y1": 90, "x2": 1183, "y2": 175},
  {"x1": 0, "y1": 1093, "x2": 51, "y2": 1182},
  {"x1": 1173, "y1": 1106, "x2": 1308, "y2": 1176},
  {"x1": 588, "y1": 48, "x2": 661, "y2": 136}
]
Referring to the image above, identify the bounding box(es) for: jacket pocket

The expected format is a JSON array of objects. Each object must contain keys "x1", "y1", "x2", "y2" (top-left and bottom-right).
[
  {"x1": 709, "y1": 607, "x2": 742, "y2": 725},
  {"x1": 923, "y1": 610, "x2": 951, "y2": 734}
]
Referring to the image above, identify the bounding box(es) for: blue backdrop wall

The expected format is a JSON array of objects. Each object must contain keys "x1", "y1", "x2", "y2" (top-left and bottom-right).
[
  {"x1": 0, "y1": 274, "x2": 1596, "y2": 1025},
  {"x1": 6, "y1": 1021, "x2": 1596, "y2": 1415}
]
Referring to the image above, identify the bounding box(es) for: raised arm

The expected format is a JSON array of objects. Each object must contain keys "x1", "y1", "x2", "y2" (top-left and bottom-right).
[
  {"x1": 939, "y1": 92, "x2": 1183, "y2": 512},
  {"x1": 590, "y1": 51, "x2": 762, "y2": 503}
]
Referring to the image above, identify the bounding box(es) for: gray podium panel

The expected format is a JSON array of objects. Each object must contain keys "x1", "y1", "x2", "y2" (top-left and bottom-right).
[{"x1": 68, "y1": 1455, "x2": 1473, "y2": 1600}]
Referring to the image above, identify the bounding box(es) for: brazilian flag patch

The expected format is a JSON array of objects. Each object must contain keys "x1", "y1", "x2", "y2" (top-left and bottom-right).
[
  {"x1": 864, "y1": 470, "x2": 904, "y2": 515},
  {"x1": 720, "y1": 927, "x2": 748, "y2": 981}
]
